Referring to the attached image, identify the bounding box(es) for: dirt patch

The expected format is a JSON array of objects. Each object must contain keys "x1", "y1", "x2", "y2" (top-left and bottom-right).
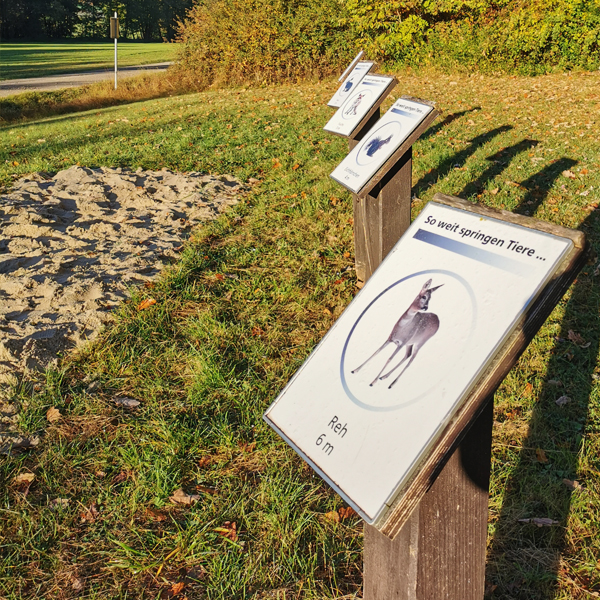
[{"x1": 0, "y1": 165, "x2": 247, "y2": 394}]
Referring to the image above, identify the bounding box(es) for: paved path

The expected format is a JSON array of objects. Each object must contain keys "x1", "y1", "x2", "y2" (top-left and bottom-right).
[{"x1": 0, "y1": 62, "x2": 173, "y2": 97}]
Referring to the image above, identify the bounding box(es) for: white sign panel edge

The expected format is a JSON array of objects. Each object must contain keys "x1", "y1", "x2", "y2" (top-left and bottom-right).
[
  {"x1": 264, "y1": 201, "x2": 574, "y2": 525},
  {"x1": 327, "y1": 61, "x2": 375, "y2": 108},
  {"x1": 338, "y1": 50, "x2": 365, "y2": 82}
]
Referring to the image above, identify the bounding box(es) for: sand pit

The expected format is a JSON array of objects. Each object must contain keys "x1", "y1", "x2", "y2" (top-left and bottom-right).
[{"x1": 0, "y1": 165, "x2": 247, "y2": 393}]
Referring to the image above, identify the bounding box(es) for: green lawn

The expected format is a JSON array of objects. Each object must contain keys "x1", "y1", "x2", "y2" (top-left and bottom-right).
[
  {"x1": 0, "y1": 42, "x2": 178, "y2": 81},
  {"x1": 0, "y1": 71, "x2": 599, "y2": 599}
]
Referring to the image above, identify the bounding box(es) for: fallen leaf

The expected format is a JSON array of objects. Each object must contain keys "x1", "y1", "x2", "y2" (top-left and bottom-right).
[
  {"x1": 292, "y1": 163, "x2": 300, "y2": 170},
  {"x1": 343, "y1": 251, "x2": 351, "y2": 258},
  {"x1": 197, "y1": 456, "x2": 212, "y2": 468},
  {"x1": 523, "y1": 382, "x2": 533, "y2": 396},
  {"x1": 170, "y1": 582, "x2": 185, "y2": 595},
  {"x1": 272, "y1": 159, "x2": 282, "y2": 169},
  {"x1": 324, "y1": 510, "x2": 340, "y2": 523},
  {"x1": 536, "y1": 448, "x2": 549, "y2": 464},
  {"x1": 490, "y1": 187, "x2": 499, "y2": 195},
  {"x1": 146, "y1": 507, "x2": 167, "y2": 521},
  {"x1": 556, "y1": 395, "x2": 572, "y2": 406},
  {"x1": 226, "y1": 124, "x2": 232, "y2": 129},
  {"x1": 562, "y1": 170, "x2": 577, "y2": 179},
  {"x1": 113, "y1": 396, "x2": 141, "y2": 408},
  {"x1": 195, "y1": 484, "x2": 217, "y2": 495},
  {"x1": 49, "y1": 498, "x2": 70, "y2": 509},
  {"x1": 13, "y1": 472, "x2": 35, "y2": 496},
  {"x1": 95, "y1": 470, "x2": 106, "y2": 478},
  {"x1": 323, "y1": 308, "x2": 333, "y2": 317},
  {"x1": 138, "y1": 298, "x2": 156, "y2": 310},
  {"x1": 251, "y1": 326, "x2": 264, "y2": 336},
  {"x1": 239, "y1": 441, "x2": 256, "y2": 453},
  {"x1": 80, "y1": 503, "x2": 99, "y2": 523},
  {"x1": 14, "y1": 472, "x2": 35, "y2": 486},
  {"x1": 563, "y1": 478, "x2": 583, "y2": 491},
  {"x1": 215, "y1": 273, "x2": 225, "y2": 282},
  {"x1": 581, "y1": 168, "x2": 589, "y2": 175},
  {"x1": 46, "y1": 407, "x2": 61, "y2": 423},
  {"x1": 37, "y1": 139, "x2": 46, "y2": 143},
  {"x1": 112, "y1": 470, "x2": 132, "y2": 484},
  {"x1": 338, "y1": 506, "x2": 358, "y2": 520},
  {"x1": 170, "y1": 488, "x2": 200, "y2": 506},
  {"x1": 71, "y1": 577, "x2": 85, "y2": 592},
  {"x1": 518, "y1": 517, "x2": 559, "y2": 526},
  {"x1": 215, "y1": 521, "x2": 238, "y2": 541},
  {"x1": 568, "y1": 329, "x2": 586, "y2": 346}
]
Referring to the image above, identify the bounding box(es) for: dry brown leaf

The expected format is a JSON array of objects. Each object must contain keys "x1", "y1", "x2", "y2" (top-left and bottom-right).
[
  {"x1": 146, "y1": 507, "x2": 167, "y2": 521},
  {"x1": 292, "y1": 163, "x2": 300, "y2": 170},
  {"x1": 490, "y1": 187, "x2": 499, "y2": 195},
  {"x1": 536, "y1": 448, "x2": 549, "y2": 464},
  {"x1": 170, "y1": 582, "x2": 185, "y2": 595},
  {"x1": 49, "y1": 498, "x2": 70, "y2": 509},
  {"x1": 324, "y1": 510, "x2": 340, "y2": 523},
  {"x1": 518, "y1": 517, "x2": 559, "y2": 526},
  {"x1": 251, "y1": 326, "x2": 264, "y2": 337},
  {"x1": 13, "y1": 472, "x2": 35, "y2": 486},
  {"x1": 80, "y1": 503, "x2": 99, "y2": 523},
  {"x1": 338, "y1": 506, "x2": 358, "y2": 520},
  {"x1": 197, "y1": 456, "x2": 212, "y2": 468},
  {"x1": 523, "y1": 382, "x2": 533, "y2": 397},
  {"x1": 568, "y1": 329, "x2": 586, "y2": 346},
  {"x1": 562, "y1": 170, "x2": 577, "y2": 179},
  {"x1": 563, "y1": 478, "x2": 583, "y2": 491},
  {"x1": 170, "y1": 488, "x2": 200, "y2": 505},
  {"x1": 113, "y1": 396, "x2": 141, "y2": 408},
  {"x1": 239, "y1": 441, "x2": 256, "y2": 453},
  {"x1": 138, "y1": 298, "x2": 156, "y2": 310},
  {"x1": 71, "y1": 577, "x2": 85, "y2": 592},
  {"x1": 556, "y1": 395, "x2": 572, "y2": 406},
  {"x1": 46, "y1": 407, "x2": 61, "y2": 423},
  {"x1": 215, "y1": 521, "x2": 238, "y2": 541},
  {"x1": 215, "y1": 273, "x2": 225, "y2": 282}
]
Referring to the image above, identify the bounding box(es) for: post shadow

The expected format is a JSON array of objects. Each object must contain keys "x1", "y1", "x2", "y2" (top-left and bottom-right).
[
  {"x1": 413, "y1": 125, "x2": 512, "y2": 198},
  {"x1": 418, "y1": 108, "x2": 481, "y2": 143},
  {"x1": 486, "y1": 160, "x2": 599, "y2": 599},
  {"x1": 456, "y1": 139, "x2": 539, "y2": 200}
]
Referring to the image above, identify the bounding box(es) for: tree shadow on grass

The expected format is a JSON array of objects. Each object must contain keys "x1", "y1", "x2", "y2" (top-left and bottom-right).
[
  {"x1": 413, "y1": 125, "x2": 512, "y2": 198},
  {"x1": 486, "y1": 159, "x2": 600, "y2": 599}
]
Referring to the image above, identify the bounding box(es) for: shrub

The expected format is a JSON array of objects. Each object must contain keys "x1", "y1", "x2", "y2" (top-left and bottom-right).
[{"x1": 175, "y1": 0, "x2": 355, "y2": 87}]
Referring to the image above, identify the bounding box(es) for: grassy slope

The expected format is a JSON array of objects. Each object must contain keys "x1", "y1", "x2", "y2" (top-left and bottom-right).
[
  {"x1": 1, "y1": 42, "x2": 178, "y2": 81},
  {"x1": 0, "y1": 71, "x2": 599, "y2": 599}
]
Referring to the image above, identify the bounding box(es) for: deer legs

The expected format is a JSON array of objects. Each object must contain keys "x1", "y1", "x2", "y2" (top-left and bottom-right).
[
  {"x1": 351, "y1": 340, "x2": 391, "y2": 375},
  {"x1": 380, "y1": 345, "x2": 419, "y2": 388}
]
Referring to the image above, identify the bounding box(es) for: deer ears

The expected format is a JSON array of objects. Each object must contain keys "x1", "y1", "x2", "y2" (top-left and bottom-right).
[{"x1": 421, "y1": 279, "x2": 443, "y2": 293}]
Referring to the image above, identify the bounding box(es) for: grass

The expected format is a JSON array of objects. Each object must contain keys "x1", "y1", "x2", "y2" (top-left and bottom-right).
[
  {"x1": 0, "y1": 69, "x2": 599, "y2": 599},
  {"x1": 1, "y1": 42, "x2": 178, "y2": 81}
]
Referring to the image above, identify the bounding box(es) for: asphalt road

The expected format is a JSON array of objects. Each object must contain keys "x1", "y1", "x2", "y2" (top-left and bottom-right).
[{"x1": 0, "y1": 62, "x2": 173, "y2": 97}]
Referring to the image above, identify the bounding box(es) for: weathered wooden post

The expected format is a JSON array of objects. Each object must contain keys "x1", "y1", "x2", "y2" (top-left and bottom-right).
[{"x1": 264, "y1": 58, "x2": 588, "y2": 600}]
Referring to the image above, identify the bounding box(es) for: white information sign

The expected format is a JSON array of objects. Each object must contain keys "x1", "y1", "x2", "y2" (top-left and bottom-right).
[
  {"x1": 324, "y1": 75, "x2": 395, "y2": 138},
  {"x1": 264, "y1": 201, "x2": 573, "y2": 525},
  {"x1": 330, "y1": 98, "x2": 434, "y2": 194},
  {"x1": 338, "y1": 51, "x2": 364, "y2": 82},
  {"x1": 327, "y1": 61, "x2": 375, "y2": 109}
]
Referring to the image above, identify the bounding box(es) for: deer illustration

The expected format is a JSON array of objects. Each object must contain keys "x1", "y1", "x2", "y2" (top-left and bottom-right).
[{"x1": 351, "y1": 279, "x2": 443, "y2": 389}]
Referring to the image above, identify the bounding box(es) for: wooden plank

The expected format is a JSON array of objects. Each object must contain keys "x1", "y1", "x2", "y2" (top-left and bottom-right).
[
  {"x1": 353, "y1": 148, "x2": 412, "y2": 285},
  {"x1": 377, "y1": 193, "x2": 588, "y2": 538},
  {"x1": 364, "y1": 398, "x2": 493, "y2": 600}
]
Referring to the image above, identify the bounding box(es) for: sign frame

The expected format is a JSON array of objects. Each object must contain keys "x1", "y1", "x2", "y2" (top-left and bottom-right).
[
  {"x1": 264, "y1": 193, "x2": 587, "y2": 538},
  {"x1": 324, "y1": 75, "x2": 397, "y2": 140},
  {"x1": 338, "y1": 50, "x2": 365, "y2": 82}
]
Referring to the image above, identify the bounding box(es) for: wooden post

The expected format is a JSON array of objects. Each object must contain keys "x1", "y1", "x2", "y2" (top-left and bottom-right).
[{"x1": 352, "y1": 125, "x2": 494, "y2": 598}]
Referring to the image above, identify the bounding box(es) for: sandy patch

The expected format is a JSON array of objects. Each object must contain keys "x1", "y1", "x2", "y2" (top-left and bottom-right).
[{"x1": 0, "y1": 165, "x2": 247, "y2": 394}]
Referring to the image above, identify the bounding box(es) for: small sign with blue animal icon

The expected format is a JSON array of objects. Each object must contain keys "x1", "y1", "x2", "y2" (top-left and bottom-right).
[
  {"x1": 328, "y1": 61, "x2": 374, "y2": 108},
  {"x1": 324, "y1": 75, "x2": 396, "y2": 138},
  {"x1": 264, "y1": 198, "x2": 579, "y2": 529},
  {"x1": 331, "y1": 97, "x2": 434, "y2": 194}
]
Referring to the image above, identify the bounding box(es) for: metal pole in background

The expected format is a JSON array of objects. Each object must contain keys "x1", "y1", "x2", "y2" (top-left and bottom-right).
[{"x1": 114, "y1": 12, "x2": 118, "y2": 90}]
